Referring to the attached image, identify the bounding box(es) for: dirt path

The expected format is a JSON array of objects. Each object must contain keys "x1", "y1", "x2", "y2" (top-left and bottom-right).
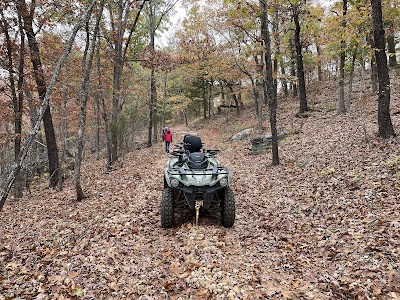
[{"x1": 1, "y1": 100, "x2": 400, "y2": 299}]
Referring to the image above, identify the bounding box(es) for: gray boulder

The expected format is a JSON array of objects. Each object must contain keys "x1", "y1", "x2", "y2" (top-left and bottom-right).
[
  {"x1": 230, "y1": 128, "x2": 253, "y2": 142},
  {"x1": 251, "y1": 132, "x2": 287, "y2": 154}
]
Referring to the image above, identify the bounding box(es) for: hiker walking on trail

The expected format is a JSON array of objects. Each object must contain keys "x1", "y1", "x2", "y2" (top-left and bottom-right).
[{"x1": 164, "y1": 128, "x2": 172, "y2": 153}]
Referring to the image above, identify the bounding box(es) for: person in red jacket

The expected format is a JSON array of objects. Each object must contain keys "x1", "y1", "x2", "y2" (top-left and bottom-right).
[{"x1": 164, "y1": 128, "x2": 172, "y2": 153}]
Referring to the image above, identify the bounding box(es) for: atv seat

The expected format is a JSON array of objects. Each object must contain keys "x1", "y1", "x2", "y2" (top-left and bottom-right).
[{"x1": 184, "y1": 135, "x2": 203, "y2": 153}]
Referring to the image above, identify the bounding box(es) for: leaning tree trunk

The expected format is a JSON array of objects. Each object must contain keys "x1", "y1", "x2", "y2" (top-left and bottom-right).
[
  {"x1": 293, "y1": 8, "x2": 308, "y2": 114},
  {"x1": 371, "y1": 0, "x2": 396, "y2": 138},
  {"x1": 0, "y1": 0, "x2": 96, "y2": 210},
  {"x1": 17, "y1": 0, "x2": 60, "y2": 188}
]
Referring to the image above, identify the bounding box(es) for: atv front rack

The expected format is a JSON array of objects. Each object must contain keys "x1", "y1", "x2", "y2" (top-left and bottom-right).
[{"x1": 167, "y1": 166, "x2": 229, "y2": 176}]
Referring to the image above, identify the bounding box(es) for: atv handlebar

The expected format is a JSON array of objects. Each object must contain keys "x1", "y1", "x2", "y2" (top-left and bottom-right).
[{"x1": 170, "y1": 144, "x2": 220, "y2": 158}]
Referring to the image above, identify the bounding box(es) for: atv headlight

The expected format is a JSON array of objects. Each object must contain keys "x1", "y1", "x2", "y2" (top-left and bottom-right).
[
  {"x1": 171, "y1": 178, "x2": 180, "y2": 187},
  {"x1": 220, "y1": 178, "x2": 228, "y2": 186}
]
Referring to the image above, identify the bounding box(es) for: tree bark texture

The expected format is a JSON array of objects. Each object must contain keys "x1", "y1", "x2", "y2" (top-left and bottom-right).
[{"x1": 371, "y1": 0, "x2": 396, "y2": 138}]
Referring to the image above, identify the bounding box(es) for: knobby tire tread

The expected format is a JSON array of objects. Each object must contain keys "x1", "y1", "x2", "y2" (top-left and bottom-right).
[
  {"x1": 221, "y1": 187, "x2": 235, "y2": 227},
  {"x1": 161, "y1": 187, "x2": 174, "y2": 228}
]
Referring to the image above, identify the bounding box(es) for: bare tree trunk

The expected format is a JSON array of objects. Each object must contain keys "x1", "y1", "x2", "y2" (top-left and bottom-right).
[
  {"x1": 1, "y1": 0, "x2": 96, "y2": 210},
  {"x1": 293, "y1": 7, "x2": 308, "y2": 114},
  {"x1": 209, "y1": 79, "x2": 214, "y2": 118},
  {"x1": 1, "y1": 12, "x2": 25, "y2": 198},
  {"x1": 254, "y1": 54, "x2": 265, "y2": 130},
  {"x1": 367, "y1": 33, "x2": 378, "y2": 92},
  {"x1": 148, "y1": 68, "x2": 156, "y2": 146},
  {"x1": 57, "y1": 61, "x2": 69, "y2": 191},
  {"x1": 202, "y1": 80, "x2": 208, "y2": 119},
  {"x1": 152, "y1": 70, "x2": 158, "y2": 142},
  {"x1": 161, "y1": 72, "x2": 167, "y2": 133},
  {"x1": 289, "y1": 39, "x2": 298, "y2": 98},
  {"x1": 371, "y1": 0, "x2": 396, "y2": 138},
  {"x1": 316, "y1": 42, "x2": 323, "y2": 81},
  {"x1": 260, "y1": 0, "x2": 279, "y2": 165},
  {"x1": 148, "y1": 1, "x2": 157, "y2": 145},
  {"x1": 75, "y1": 0, "x2": 103, "y2": 201},
  {"x1": 17, "y1": 0, "x2": 60, "y2": 188},
  {"x1": 107, "y1": 0, "x2": 146, "y2": 158},
  {"x1": 347, "y1": 46, "x2": 358, "y2": 113},
  {"x1": 25, "y1": 89, "x2": 44, "y2": 175},
  {"x1": 94, "y1": 85, "x2": 100, "y2": 161},
  {"x1": 387, "y1": 21, "x2": 397, "y2": 68},
  {"x1": 58, "y1": 97, "x2": 67, "y2": 191},
  {"x1": 110, "y1": 0, "x2": 124, "y2": 162},
  {"x1": 239, "y1": 56, "x2": 262, "y2": 131},
  {"x1": 338, "y1": 0, "x2": 347, "y2": 114},
  {"x1": 96, "y1": 38, "x2": 112, "y2": 169},
  {"x1": 272, "y1": 12, "x2": 279, "y2": 91}
]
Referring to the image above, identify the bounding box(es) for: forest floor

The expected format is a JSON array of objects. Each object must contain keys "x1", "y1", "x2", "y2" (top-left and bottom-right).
[{"x1": 1, "y1": 76, "x2": 400, "y2": 300}]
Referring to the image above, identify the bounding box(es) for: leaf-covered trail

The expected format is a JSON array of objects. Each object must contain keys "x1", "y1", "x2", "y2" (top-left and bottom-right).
[{"x1": 1, "y1": 89, "x2": 400, "y2": 299}]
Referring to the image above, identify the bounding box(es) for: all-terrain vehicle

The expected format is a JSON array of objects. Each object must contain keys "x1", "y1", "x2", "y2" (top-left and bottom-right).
[{"x1": 161, "y1": 135, "x2": 235, "y2": 228}]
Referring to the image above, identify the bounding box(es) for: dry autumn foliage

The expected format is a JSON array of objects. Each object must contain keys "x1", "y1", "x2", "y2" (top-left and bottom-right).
[{"x1": 0, "y1": 76, "x2": 399, "y2": 299}]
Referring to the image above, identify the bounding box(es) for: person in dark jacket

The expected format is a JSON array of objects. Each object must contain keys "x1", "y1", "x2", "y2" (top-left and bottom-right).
[
  {"x1": 162, "y1": 126, "x2": 166, "y2": 141},
  {"x1": 164, "y1": 129, "x2": 172, "y2": 153}
]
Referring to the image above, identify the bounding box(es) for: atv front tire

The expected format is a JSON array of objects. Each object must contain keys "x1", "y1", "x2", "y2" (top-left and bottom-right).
[
  {"x1": 161, "y1": 187, "x2": 174, "y2": 228},
  {"x1": 221, "y1": 187, "x2": 235, "y2": 227}
]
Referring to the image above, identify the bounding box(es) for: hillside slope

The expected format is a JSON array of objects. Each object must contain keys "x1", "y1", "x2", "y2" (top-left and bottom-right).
[{"x1": 1, "y1": 78, "x2": 399, "y2": 299}]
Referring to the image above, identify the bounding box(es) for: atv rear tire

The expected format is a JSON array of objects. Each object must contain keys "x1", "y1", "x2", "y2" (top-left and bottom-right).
[
  {"x1": 161, "y1": 187, "x2": 174, "y2": 228},
  {"x1": 221, "y1": 187, "x2": 235, "y2": 227}
]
